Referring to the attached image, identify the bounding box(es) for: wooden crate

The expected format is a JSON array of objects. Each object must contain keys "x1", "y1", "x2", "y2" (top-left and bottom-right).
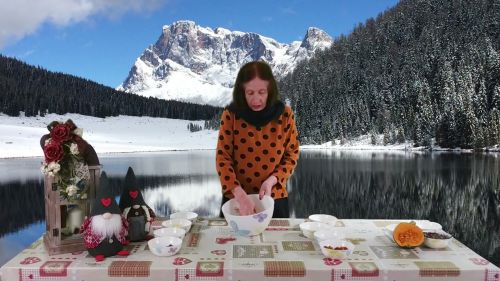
[{"x1": 43, "y1": 165, "x2": 101, "y2": 255}]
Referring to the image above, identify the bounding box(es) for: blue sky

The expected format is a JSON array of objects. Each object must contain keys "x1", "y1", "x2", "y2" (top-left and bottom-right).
[{"x1": 1, "y1": 0, "x2": 399, "y2": 88}]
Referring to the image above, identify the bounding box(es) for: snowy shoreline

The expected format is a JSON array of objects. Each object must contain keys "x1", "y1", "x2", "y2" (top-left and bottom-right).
[{"x1": 1, "y1": 113, "x2": 497, "y2": 159}]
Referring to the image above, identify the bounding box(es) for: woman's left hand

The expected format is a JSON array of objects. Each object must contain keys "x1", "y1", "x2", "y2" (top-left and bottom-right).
[{"x1": 259, "y1": 175, "x2": 278, "y2": 200}]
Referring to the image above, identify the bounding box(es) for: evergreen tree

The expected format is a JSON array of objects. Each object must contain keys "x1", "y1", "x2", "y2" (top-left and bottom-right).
[{"x1": 279, "y1": 0, "x2": 499, "y2": 149}]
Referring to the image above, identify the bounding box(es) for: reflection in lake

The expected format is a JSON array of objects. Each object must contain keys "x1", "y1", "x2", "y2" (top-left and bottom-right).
[{"x1": 0, "y1": 150, "x2": 498, "y2": 267}]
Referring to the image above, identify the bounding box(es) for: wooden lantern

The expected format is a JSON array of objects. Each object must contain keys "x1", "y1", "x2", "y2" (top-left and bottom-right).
[
  {"x1": 43, "y1": 165, "x2": 101, "y2": 255},
  {"x1": 40, "y1": 119, "x2": 101, "y2": 255}
]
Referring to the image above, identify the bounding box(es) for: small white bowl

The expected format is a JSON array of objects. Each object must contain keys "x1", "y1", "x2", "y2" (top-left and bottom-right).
[
  {"x1": 162, "y1": 218, "x2": 192, "y2": 232},
  {"x1": 319, "y1": 239, "x2": 354, "y2": 259},
  {"x1": 299, "y1": 221, "x2": 333, "y2": 239},
  {"x1": 423, "y1": 230, "x2": 452, "y2": 249},
  {"x1": 309, "y1": 214, "x2": 338, "y2": 225},
  {"x1": 148, "y1": 236, "x2": 182, "y2": 256},
  {"x1": 154, "y1": 227, "x2": 186, "y2": 239},
  {"x1": 314, "y1": 229, "x2": 345, "y2": 242},
  {"x1": 418, "y1": 221, "x2": 442, "y2": 232},
  {"x1": 386, "y1": 221, "x2": 442, "y2": 233},
  {"x1": 170, "y1": 211, "x2": 198, "y2": 222}
]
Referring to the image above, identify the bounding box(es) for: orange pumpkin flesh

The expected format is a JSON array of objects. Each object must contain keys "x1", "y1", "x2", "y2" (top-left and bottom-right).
[{"x1": 393, "y1": 221, "x2": 424, "y2": 248}]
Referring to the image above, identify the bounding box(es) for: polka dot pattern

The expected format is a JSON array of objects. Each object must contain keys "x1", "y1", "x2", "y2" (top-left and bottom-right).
[{"x1": 215, "y1": 106, "x2": 300, "y2": 199}]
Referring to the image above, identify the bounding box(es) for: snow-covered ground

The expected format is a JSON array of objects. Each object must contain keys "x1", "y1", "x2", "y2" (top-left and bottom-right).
[
  {"x1": 0, "y1": 113, "x2": 219, "y2": 158},
  {"x1": 1, "y1": 113, "x2": 497, "y2": 159},
  {"x1": 301, "y1": 136, "x2": 416, "y2": 151}
]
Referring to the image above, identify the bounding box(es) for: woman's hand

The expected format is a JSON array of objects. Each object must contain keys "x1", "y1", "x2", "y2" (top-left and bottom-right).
[
  {"x1": 232, "y1": 186, "x2": 256, "y2": 215},
  {"x1": 259, "y1": 175, "x2": 277, "y2": 200}
]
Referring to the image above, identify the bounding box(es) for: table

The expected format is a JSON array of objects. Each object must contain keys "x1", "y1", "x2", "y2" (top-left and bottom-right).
[{"x1": 1, "y1": 218, "x2": 499, "y2": 281}]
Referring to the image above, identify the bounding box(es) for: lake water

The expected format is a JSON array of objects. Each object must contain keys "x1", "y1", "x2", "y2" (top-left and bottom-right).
[{"x1": 0, "y1": 150, "x2": 498, "y2": 267}]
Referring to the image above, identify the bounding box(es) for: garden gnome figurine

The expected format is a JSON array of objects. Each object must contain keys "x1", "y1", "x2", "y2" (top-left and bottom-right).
[
  {"x1": 119, "y1": 167, "x2": 156, "y2": 241},
  {"x1": 80, "y1": 172, "x2": 129, "y2": 262}
]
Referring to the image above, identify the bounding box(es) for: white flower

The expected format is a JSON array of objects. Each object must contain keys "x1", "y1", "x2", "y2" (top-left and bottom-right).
[
  {"x1": 70, "y1": 143, "x2": 79, "y2": 155},
  {"x1": 66, "y1": 185, "x2": 79, "y2": 197},
  {"x1": 48, "y1": 162, "x2": 61, "y2": 174},
  {"x1": 41, "y1": 161, "x2": 60, "y2": 176},
  {"x1": 44, "y1": 138, "x2": 51, "y2": 146},
  {"x1": 73, "y1": 128, "x2": 83, "y2": 137},
  {"x1": 40, "y1": 162, "x2": 48, "y2": 174}
]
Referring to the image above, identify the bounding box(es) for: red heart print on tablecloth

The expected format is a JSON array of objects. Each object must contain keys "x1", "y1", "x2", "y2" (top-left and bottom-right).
[
  {"x1": 173, "y1": 257, "x2": 192, "y2": 265},
  {"x1": 129, "y1": 191, "x2": 138, "y2": 199},
  {"x1": 323, "y1": 257, "x2": 342, "y2": 266},
  {"x1": 20, "y1": 257, "x2": 41, "y2": 264},
  {"x1": 101, "y1": 198, "x2": 111, "y2": 207}
]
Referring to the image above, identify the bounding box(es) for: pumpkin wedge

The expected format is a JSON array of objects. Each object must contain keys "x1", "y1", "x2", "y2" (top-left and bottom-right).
[{"x1": 393, "y1": 221, "x2": 424, "y2": 248}]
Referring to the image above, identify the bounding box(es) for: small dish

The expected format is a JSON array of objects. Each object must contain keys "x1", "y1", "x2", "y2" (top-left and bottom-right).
[
  {"x1": 154, "y1": 227, "x2": 186, "y2": 239},
  {"x1": 319, "y1": 239, "x2": 354, "y2": 259},
  {"x1": 308, "y1": 214, "x2": 338, "y2": 225},
  {"x1": 170, "y1": 211, "x2": 198, "y2": 222},
  {"x1": 418, "y1": 221, "x2": 442, "y2": 232},
  {"x1": 148, "y1": 236, "x2": 182, "y2": 256},
  {"x1": 385, "y1": 221, "x2": 442, "y2": 234},
  {"x1": 162, "y1": 218, "x2": 192, "y2": 232},
  {"x1": 423, "y1": 230, "x2": 452, "y2": 249},
  {"x1": 314, "y1": 229, "x2": 344, "y2": 242},
  {"x1": 299, "y1": 221, "x2": 333, "y2": 239}
]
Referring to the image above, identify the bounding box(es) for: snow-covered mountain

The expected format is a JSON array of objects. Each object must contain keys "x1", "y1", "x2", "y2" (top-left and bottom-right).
[{"x1": 118, "y1": 20, "x2": 333, "y2": 107}]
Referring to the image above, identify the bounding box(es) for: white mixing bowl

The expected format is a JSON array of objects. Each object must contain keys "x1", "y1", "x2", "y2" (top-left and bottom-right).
[{"x1": 222, "y1": 194, "x2": 274, "y2": 236}]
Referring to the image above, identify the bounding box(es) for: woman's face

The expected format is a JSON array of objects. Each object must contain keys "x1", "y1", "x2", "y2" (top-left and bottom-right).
[{"x1": 244, "y1": 77, "x2": 269, "y2": 111}]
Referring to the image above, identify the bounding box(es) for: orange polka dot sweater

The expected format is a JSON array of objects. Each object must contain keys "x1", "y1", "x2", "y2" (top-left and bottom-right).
[{"x1": 216, "y1": 105, "x2": 300, "y2": 199}]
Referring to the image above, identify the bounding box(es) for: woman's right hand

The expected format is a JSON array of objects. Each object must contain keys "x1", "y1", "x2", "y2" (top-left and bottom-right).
[{"x1": 231, "y1": 186, "x2": 256, "y2": 216}]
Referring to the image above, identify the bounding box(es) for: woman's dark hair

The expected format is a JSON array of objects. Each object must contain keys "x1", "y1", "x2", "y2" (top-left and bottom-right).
[{"x1": 232, "y1": 61, "x2": 279, "y2": 109}]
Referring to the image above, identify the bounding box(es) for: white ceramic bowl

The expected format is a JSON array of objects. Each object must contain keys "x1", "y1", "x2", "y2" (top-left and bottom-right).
[
  {"x1": 161, "y1": 218, "x2": 192, "y2": 232},
  {"x1": 148, "y1": 236, "x2": 182, "y2": 256},
  {"x1": 386, "y1": 221, "x2": 442, "y2": 234},
  {"x1": 309, "y1": 214, "x2": 338, "y2": 225},
  {"x1": 170, "y1": 211, "x2": 198, "y2": 222},
  {"x1": 423, "y1": 230, "x2": 452, "y2": 249},
  {"x1": 319, "y1": 239, "x2": 354, "y2": 259},
  {"x1": 221, "y1": 194, "x2": 274, "y2": 236},
  {"x1": 314, "y1": 229, "x2": 345, "y2": 242},
  {"x1": 154, "y1": 227, "x2": 186, "y2": 239},
  {"x1": 418, "y1": 221, "x2": 442, "y2": 232},
  {"x1": 299, "y1": 221, "x2": 334, "y2": 239}
]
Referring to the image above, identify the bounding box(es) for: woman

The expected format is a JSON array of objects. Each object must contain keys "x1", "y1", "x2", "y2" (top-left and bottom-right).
[{"x1": 216, "y1": 61, "x2": 300, "y2": 218}]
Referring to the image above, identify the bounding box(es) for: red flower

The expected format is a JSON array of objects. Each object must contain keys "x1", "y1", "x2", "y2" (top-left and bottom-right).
[
  {"x1": 44, "y1": 142, "x2": 64, "y2": 162},
  {"x1": 50, "y1": 123, "x2": 72, "y2": 142}
]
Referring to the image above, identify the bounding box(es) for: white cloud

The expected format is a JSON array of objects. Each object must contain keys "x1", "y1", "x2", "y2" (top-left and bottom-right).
[
  {"x1": 281, "y1": 7, "x2": 296, "y2": 15},
  {"x1": 0, "y1": 0, "x2": 166, "y2": 49}
]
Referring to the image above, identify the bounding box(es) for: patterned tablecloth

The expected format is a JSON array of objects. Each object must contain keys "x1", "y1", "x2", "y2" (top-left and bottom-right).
[{"x1": 1, "y1": 218, "x2": 499, "y2": 281}]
